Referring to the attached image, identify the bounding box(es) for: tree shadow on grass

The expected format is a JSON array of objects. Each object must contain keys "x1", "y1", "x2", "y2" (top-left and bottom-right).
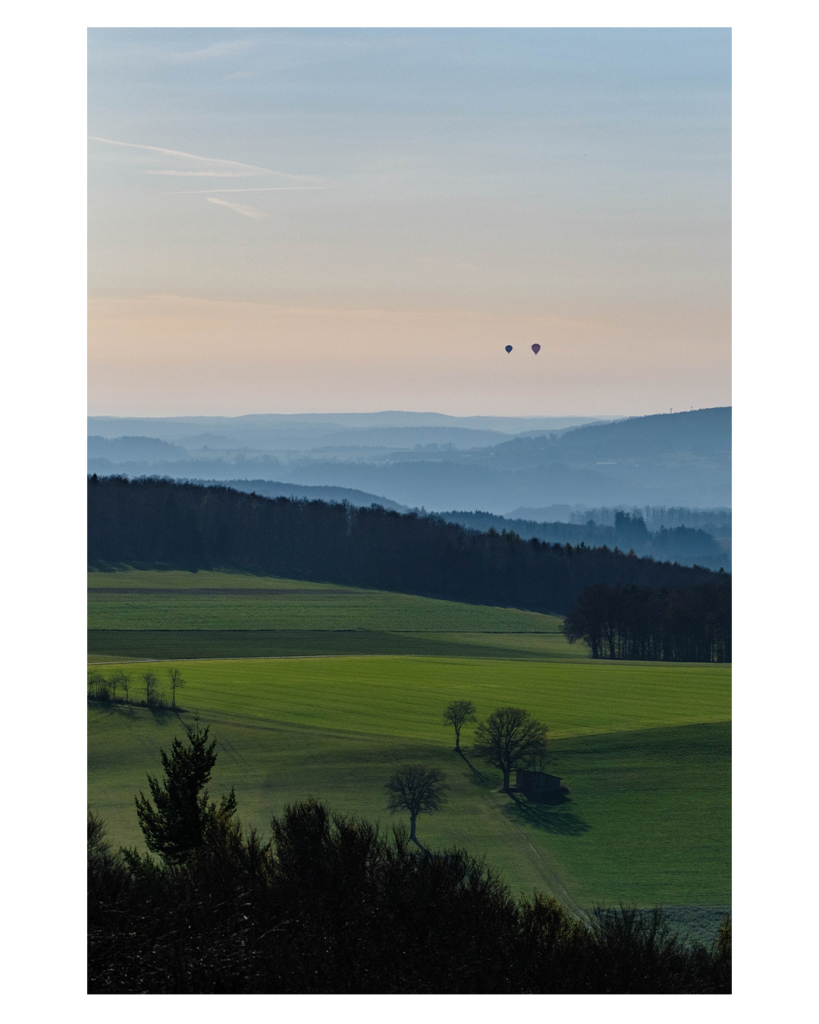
[
  {"x1": 87, "y1": 698, "x2": 187, "y2": 725},
  {"x1": 456, "y1": 750, "x2": 494, "y2": 789},
  {"x1": 501, "y1": 791, "x2": 591, "y2": 837},
  {"x1": 147, "y1": 705, "x2": 187, "y2": 724},
  {"x1": 88, "y1": 698, "x2": 137, "y2": 720}
]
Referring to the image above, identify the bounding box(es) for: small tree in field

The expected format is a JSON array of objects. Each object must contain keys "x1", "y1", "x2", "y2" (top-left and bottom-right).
[
  {"x1": 385, "y1": 764, "x2": 448, "y2": 841},
  {"x1": 134, "y1": 722, "x2": 237, "y2": 864},
  {"x1": 168, "y1": 667, "x2": 186, "y2": 709},
  {"x1": 87, "y1": 669, "x2": 108, "y2": 700},
  {"x1": 442, "y1": 699, "x2": 477, "y2": 752},
  {"x1": 110, "y1": 669, "x2": 131, "y2": 703},
  {"x1": 143, "y1": 670, "x2": 159, "y2": 706},
  {"x1": 472, "y1": 707, "x2": 549, "y2": 792}
]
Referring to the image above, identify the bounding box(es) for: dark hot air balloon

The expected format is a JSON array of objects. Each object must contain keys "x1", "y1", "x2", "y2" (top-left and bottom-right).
[
  {"x1": 504, "y1": 345, "x2": 513, "y2": 353},
  {"x1": 531, "y1": 344, "x2": 541, "y2": 355}
]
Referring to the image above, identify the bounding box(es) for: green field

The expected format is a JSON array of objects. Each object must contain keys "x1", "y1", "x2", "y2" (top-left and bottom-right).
[
  {"x1": 88, "y1": 569, "x2": 730, "y2": 943},
  {"x1": 88, "y1": 569, "x2": 564, "y2": 631},
  {"x1": 88, "y1": 568, "x2": 579, "y2": 660}
]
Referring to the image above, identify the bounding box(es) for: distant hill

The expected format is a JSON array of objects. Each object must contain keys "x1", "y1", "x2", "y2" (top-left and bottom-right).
[
  {"x1": 491, "y1": 407, "x2": 731, "y2": 461},
  {"x1": 87, "y1": 411, "x2": 606, "y2": 446},
  {"x1": 273, "y1": 406, "x2": 731, "y2": 511},
  {"x1": 86, "y1": 408, "x2": 730, "y2": 513},
  {"x1": 185, "y1": 477, "x2": 409, "y2": 512},
  {"x1": 87, "y1": 436, "x2": 187, "y2": 462},
  {"x1": 302, "y1": 425, "x2": 513, "y2": 449}
]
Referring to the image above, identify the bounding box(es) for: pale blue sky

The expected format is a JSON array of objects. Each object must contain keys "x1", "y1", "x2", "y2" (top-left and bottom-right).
[{"x1": 88, "y1": 28, "x2": 731, "y2": 416}]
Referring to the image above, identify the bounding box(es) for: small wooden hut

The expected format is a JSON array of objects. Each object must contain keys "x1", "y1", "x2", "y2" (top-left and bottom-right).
[{"x1": 514, "y1": 770, "x2": 563, "y2": 797}]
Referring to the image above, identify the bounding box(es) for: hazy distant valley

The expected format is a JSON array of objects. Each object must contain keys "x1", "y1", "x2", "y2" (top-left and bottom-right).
[{"x1": 88, "y1": 406, "x2": 731, "y2": 570}]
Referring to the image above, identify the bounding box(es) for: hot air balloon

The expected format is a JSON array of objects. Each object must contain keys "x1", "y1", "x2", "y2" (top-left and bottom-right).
[
  {"x1": 531, "y1": 344, "x2": 541, "y2": 355},
  {"x1": 505, "y1": 345, "x2": 513, "y2": 353}
]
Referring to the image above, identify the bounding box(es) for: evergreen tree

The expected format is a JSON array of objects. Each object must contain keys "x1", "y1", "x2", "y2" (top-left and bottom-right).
[{"x1": 134, "y1": 723, "x2": 237, "y2": 864}]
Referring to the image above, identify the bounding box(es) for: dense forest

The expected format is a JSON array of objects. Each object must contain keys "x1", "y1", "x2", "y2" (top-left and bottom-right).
[
  {"x1": 88, "y1": 725, "x2": 731, "y2": 994},
  {"x1": 88, "y1": 475, "x2": 724, "y2": 616},
  {"x1": 564, "y1": 505, "x2": 731, "y2": 534},
  {"x1": 563, "y1": 581, "x2": 731, "y2": 662},
  {"x1": 440, "y1": 509, "x2": 729, "y2": 571}
]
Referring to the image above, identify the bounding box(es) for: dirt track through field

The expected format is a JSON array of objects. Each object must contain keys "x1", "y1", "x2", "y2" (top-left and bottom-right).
[{"x1": 503, "y1": 813, "x2": 591, "y2": 925}]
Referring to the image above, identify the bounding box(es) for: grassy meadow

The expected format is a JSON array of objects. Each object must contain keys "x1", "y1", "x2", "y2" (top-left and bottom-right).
[
  {"x1": 88, "y1": 569, "x2": 731, "y2": 942},
  {"x1": 88, "y1": 568, "x2": 575, "y2": 660}
]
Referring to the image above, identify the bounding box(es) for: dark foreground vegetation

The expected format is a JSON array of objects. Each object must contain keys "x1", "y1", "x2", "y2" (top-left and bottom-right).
[
  {"x1": 88, "y1": 725, "x2": 730, "y2": 994},
  {"x1": 88, "y1": 475, "x2": 722, "y2": 616},
  {"x1": 564, "y1": 580, "x2": 731, "y2": 662}
]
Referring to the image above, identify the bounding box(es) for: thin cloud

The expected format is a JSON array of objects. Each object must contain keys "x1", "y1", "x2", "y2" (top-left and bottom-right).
[
  {"x1": 167, "y1": 40, "x2": 252, "y2": 64},
  {"x1": 169, "y1": 186, "x2": 329, "y2": 194},
  {"x1": 146, "y1": 170, "x2": 259, "y2": 178},
  {"x1": 205, "y1": 197, "x2": 264, "y2": 219}
]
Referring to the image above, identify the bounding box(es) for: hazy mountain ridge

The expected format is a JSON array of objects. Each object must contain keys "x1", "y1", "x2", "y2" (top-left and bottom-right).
[
  {"x1": 87, "y1": 435, "x2": 187, "y2": 462},
  {"x1": 87, "y1": 411, "x2": 606, "y2": 449},
  {"x1": 491, "y1": 407, "x2": 730, "y2": 459},
  {"x1": 183, "y1": 478, "x2": 409, "y2": 512},
  {"x1": 87, "y1": 407, "x2": 730, "y2": 513}
]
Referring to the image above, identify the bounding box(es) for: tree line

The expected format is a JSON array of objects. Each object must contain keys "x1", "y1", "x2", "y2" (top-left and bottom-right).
[
  {"x1": 440, "y1": 509, "x2": 728, "y2": 570},
  {"x1": 568, "y1": 505, "x2": 731, "y2": 534},
  {"x1": 88, "y1": 475, "x2": 724, "y2": 616},
  {"x1": 88, "y1": 723, "x2": 731, "y2": 994},
  {"x1": 562, "y1": 580, "x2": 731, "y2": 662},
  {"x1": 87, "y1": 666, "x2": 186, "y2": 709}
]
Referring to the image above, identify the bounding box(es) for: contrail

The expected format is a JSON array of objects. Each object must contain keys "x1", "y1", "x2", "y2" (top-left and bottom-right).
[
  {"x1": 89, "y1": 135, "x2": 326, "y2": 186},
  {"x1": 88, "y1": 135, "x2": 274, "y2": 175},
  {"x1": 205, "y1": 197, "x2": 264, "y2": 219}
]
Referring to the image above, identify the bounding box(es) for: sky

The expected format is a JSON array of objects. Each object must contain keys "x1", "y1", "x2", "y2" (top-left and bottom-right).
[{"x1": 88, "y1": 27, "x2": 731, "y2": 418}]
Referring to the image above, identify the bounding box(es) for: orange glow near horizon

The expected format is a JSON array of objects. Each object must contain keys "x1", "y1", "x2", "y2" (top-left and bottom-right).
[{"x1": 88, "y1": 293, "x2": 730, "y2": 417}]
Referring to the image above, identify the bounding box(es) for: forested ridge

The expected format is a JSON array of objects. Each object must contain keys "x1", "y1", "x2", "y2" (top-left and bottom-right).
[{"x1": 88, "y1": 475, "x2": 722, "y2": 615}]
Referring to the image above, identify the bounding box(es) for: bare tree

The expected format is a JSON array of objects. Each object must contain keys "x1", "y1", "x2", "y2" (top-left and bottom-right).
[
  {"x1": 385, "y1": 765, "x2": 448, "y2": 841},
  {"x1": 472, "y1": 707, "x2": 549, "y2": 791},
  {"x1": 168, "y1": 667, "x2": 186, "y2": 710},
  {"x1": 442, "y1": 699, "x2": 477, "y2": 752},
  {"x1": 87, "y1": 669, "x2": 108, "y2": 701},
  {"x1": 111, "y1": 670, "x2": 131, "y2": 704},
  {"x1": 143, "y1": 670, "x2": 159, "y2": 707}
]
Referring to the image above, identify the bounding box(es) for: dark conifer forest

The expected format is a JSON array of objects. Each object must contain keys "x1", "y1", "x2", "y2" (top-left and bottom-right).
[{"x1": 88, "y1": 475, "x2": 725, "y2": 619}]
